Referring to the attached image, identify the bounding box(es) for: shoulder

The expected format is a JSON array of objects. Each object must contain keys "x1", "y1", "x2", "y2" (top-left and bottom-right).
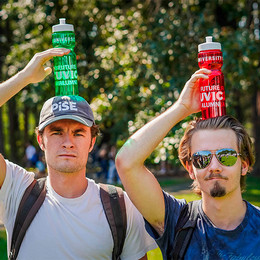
[
  {"x1": 246, "y1": 201, "x2": 260, "y2": 215},
  {"x1": 2, "y1": 160, "x2": 34, "y2": 190},
  {"x1": 0, "y1": 160, "x2": 34, "y2": 227},
  {"x1": 163, "y1": 190, "x2": 187, "y2": 219}
]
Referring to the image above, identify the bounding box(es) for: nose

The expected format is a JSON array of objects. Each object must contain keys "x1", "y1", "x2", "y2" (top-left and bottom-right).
[
  {"x1": 207, "y1": 154, "x2": 222, "y2": 173},
  {"x1": 62, "y1": 133, "x2": 74, "y2": 148}
]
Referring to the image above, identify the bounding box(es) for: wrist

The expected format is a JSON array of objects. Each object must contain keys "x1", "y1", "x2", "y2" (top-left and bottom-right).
[
  {"x1": 171, "y1": 101, "x2": 192, "y2": 120},
  {"x1": 18, "y1": 68, "x2": 33, "y2": 86}
]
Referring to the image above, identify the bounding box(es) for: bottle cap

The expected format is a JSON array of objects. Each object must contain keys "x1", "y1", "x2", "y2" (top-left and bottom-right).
[
  {"x1": 52, "y1": 18, "x2": 74, "y2": 32},
  {"x1": 198, "y1": 36, "x2": 221, "y2": 51}
]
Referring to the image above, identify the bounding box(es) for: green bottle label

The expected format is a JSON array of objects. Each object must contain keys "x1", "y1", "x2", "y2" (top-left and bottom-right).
[
  {"x1": 53, "y1": 52, "x2": 79, "y2": 95},
  {"x1": 52, "y1": 31, "x2": 78, "y2": 95}
]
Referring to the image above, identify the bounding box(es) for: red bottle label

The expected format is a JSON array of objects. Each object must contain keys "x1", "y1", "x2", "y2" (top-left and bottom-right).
[{"x1": 198, "y1": 50, "x2": 226, "y2": 119}]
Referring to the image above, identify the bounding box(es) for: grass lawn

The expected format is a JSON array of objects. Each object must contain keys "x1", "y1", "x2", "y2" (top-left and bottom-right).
[
  {"x1": 0, "y1": 229, "x2": 7, "y2": 260},
  {"x1": 0, "y1": 175, "x2": 259, "y2": 260}
]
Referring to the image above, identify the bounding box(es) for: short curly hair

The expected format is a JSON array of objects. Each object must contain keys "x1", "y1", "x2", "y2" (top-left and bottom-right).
[{"x1": 178, "y1": 115, "x2": 255, "y2": 196}]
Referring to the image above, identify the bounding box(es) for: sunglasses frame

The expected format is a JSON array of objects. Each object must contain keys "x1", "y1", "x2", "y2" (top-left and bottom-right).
[{"x1": 190, "y1": 148, "x2": 241, "y2": 169}]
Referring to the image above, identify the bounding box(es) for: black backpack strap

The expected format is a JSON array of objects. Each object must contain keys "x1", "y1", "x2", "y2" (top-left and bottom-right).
[
  {"x1": 172, "y1": 200, "x2": 200, "y2": 260},
  {"x1": 9, "y1": 177, "x2": 47, "y2": 260},
  {"x1": 99, "y1": 184, "x2": 127, "y2": 260}
]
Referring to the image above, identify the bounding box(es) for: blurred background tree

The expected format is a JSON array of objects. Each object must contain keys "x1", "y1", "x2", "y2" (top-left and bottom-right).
[{"x1": 0, "y1": 0, "x2": 259, "y2": 174}]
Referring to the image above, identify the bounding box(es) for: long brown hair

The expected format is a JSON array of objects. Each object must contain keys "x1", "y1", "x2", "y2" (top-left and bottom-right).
[{"x1": 178, "y1": 115, "x2": 255, "y2": 196}]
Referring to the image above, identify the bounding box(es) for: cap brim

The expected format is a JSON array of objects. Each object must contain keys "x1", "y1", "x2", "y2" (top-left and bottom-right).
[{"x1": 38, "y1": 115, "x2": 94, "y2": 131}]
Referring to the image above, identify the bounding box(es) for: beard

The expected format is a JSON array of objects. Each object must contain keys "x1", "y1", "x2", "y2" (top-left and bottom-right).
[{"x1": 210, "y1": 181, "x2": 226, "y2": 197}]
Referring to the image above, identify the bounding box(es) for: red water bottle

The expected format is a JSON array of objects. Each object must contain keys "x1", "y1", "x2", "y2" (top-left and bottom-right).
[{"x1": 198, "y1": 36, "x2": 226, "y2": 120}]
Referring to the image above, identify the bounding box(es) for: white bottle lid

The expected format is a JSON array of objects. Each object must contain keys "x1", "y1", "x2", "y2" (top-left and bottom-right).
[
  {"x1": 198, "y1": 36, "x2": 221, "y2": 51},
  {"x1": 52, "y1": 18, "x2": 74, "y2": 32}
]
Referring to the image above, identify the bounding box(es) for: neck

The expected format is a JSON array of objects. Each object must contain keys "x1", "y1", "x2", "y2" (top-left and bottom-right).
[
  {"x1": 202, "y1": 191, "x2": 247, "y2": 230},
  {"x1": 48, "y1": 169, "x2": 88, "y2": 198}
]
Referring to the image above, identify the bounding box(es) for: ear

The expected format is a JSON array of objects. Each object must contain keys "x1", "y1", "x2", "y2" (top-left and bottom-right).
[
  {"x1": 37, "y1": 134, "x2": 45, "y2": 151},
  {"x1": 186, "y1": 161, "x2": 195, "y2": 180},
  {"x1": 241, "y1": 159, "x2": 249, "y2": 176},
  {"x1": 89, "y1": 137, "x2": 96, "y2": 152}
]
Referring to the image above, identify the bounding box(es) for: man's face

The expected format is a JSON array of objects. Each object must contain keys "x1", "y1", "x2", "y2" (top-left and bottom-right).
[
  {"x1": 187, "y1": 129, "x2": 248, "y2": 199},
  {"x1": 37, "y1": 119, "x2": 95, "y2": 175}
]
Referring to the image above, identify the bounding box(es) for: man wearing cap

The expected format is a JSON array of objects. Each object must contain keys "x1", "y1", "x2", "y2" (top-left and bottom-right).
[{"x1": 0, "y1": 49, "x2": 156, "y2": 259}]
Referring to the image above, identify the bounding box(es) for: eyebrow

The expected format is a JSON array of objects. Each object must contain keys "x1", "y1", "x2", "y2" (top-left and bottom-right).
[
  {"x1": 48, "y1": 126, "x2": 63, "y2": 132},
  {"x1": 48, "y1": 126, "x2": 88, "y2": 134},
  {"x1": 73, "y1": 128, "x2": 88, "y2": 134}
]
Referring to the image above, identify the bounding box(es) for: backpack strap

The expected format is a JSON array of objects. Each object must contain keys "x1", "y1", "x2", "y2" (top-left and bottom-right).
[
  {"x1": 99, "y1": 184, "x2": 127, "y2": 260},
  {"x1": 9, "y1": 178, "x2": 47, "y2": 260},
  {"x1": 172, "y1": 200, "x2": 200, "y2": 260}
]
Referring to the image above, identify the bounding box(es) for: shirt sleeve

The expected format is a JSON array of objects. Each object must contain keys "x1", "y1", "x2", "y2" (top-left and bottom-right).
[
  {"x1": 144, "y1": 190, "x2": 186, "y2": 259},
  {"x1": 120, "y1": 192, "x2": 158, "y2": 260},
  {"x1": 0, "y1": 160, "x2": 34, "y2": 233}
]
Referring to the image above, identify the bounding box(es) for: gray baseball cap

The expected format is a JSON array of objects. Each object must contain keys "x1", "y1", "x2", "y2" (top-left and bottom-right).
[{"x1": 38, "y1": 95, "x2": 95, "y2": 131}]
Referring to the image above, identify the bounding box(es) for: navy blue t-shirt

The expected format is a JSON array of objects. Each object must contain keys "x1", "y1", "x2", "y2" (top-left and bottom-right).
[{"x1": 145, "y1": 191, "x2": 260, "y2": 260}]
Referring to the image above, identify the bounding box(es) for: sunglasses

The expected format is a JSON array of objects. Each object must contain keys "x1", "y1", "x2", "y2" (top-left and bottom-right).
[{"x1": 190, "y1": 148, "x2": 241, "y2": 169}]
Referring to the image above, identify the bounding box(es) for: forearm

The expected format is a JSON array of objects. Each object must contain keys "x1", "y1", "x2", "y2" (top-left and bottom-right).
[
  {"x1": 117, "y1": 102, "x2": 189, "y2": 168},
  {"x1": 0, "y1": 69, "x2": 31, "y2": 107}
]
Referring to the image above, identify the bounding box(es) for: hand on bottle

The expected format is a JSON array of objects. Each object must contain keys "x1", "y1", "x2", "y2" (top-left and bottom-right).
[
  {"x1": 21, "y1": 48, "x2": 70, "y2": 84},
  {"x1": 176, "y1": 69, "x2": 211, "y2": 116}
]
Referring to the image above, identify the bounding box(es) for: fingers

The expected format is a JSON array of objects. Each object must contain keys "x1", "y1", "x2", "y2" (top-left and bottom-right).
[
  {"x1": 194, "y1": 68, "x2": 211, "y2": 74},
  {"x1": 188, "y1": 69, "x2": 211, "y2": 85},
  {"x1": 41, "y1": 48, "x2": 71, "y2": 57},
  {"x1": 44, "y1": 67, "x2": 52, "y2": 77},
  {"x1": 34, "y1": 48, "x2": 71, "y2": 64}
]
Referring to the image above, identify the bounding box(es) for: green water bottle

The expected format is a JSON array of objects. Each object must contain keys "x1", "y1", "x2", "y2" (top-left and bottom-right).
[{"x1": 52, "y1": 18, "x2": 79, "y2": 95}]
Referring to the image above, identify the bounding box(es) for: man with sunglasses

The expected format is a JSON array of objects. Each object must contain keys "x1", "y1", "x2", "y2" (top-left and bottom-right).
[{"x1": 116, "y1": 68, "x2": 260, "y2": 259}]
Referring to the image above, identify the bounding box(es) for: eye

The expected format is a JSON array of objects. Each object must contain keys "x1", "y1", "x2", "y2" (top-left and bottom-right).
[
  {"x1": 51, "y1": 131, "x2": 62, "y2": 135},
  {"x1": 75, "y1": 133, "x2": 83, "y2": 136},
  {"x1": 74, "y1": 131, "x2": 86, "y2": 137},
  {"x1": 74, "y1": 129, "x2": 87, "y2": 136}
]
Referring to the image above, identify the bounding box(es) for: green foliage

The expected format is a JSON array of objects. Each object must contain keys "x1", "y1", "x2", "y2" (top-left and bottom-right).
[
  {"x1": 243, "y1": 175, "x2": 260, "y2": 206},
  {"x1": 0, "y1": 0, "x2": 259, "y2": 168}
]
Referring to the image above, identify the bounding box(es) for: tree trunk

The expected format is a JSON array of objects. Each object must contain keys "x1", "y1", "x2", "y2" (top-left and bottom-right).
[
  {"x1": 252, "y1": 88, "x2": 260, "y2": 176},
  {"x1": 23, "y1": 105, "x2": 29, "y2": 145},
  {"x1": 233, "y1": 90, "x2": 244, "y2": 123},
  {"x1": 0, "y1": 108, "x2": 5, "y2": 156},
  {"x1": 8, "y1": 98, "x2": 20, "y2": 163}
]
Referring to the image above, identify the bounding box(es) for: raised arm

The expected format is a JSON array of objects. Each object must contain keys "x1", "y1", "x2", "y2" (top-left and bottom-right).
[
  {"x1": 0, "y1": 48, "x2": 70, "y2": 188},
  {"x1": 116, "y1": 69, "x2": 210, "y2": 235},
  {"x1": 0, "y1": 48, "x2": 70, "y2": 107}
]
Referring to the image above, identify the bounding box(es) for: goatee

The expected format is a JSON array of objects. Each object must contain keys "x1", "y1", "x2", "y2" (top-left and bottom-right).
[{"x1": 210, "y1": 181, "x2": 226, "y2": 197}]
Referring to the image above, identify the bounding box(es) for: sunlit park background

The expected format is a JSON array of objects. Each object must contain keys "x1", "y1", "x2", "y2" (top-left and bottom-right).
[{"x1": 0, "y1": 0, "x2": 260, "y2": 259}]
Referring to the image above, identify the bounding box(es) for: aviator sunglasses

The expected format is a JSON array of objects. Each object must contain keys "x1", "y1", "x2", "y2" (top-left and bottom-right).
[{"x1": 190, "y1": 148, "x2": 241, "y2": 169}]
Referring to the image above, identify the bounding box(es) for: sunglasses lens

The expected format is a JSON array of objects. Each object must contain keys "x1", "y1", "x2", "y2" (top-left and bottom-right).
[
  {"x1": 216, "y1": 149, "x2": 238, "y2": 166},
  {"x1": 192, "y1": 151, "x2": 212, "y2": 169}
]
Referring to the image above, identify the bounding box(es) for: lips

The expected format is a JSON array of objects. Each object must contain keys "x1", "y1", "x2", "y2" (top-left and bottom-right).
[
  {"x1": 208, "y1": 177, "x2": 226, "y2": 180},
  {"x1": 59, "y1": 154, "x2": 77, "y2": 158}
]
